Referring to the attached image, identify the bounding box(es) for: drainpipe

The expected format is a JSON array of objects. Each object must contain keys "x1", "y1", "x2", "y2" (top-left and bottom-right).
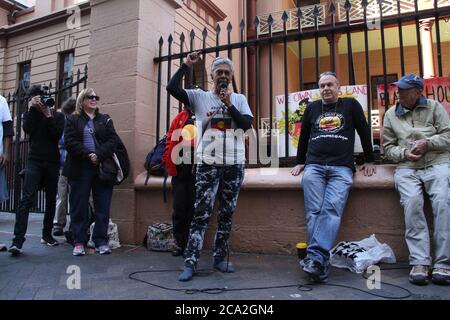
[{"x1": 247, "y1": 0, "x2": 257, "y2": 118}]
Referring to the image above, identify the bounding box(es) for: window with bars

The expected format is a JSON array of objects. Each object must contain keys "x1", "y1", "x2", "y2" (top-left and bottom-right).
[
  {"x1": 58, "y1": 50, "x2": 75, "y2": 108},
  {"x1": 18, "y1": 61, "x2": 31, "y2": 94}
]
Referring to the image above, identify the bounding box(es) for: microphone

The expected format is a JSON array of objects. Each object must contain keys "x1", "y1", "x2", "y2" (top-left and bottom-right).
[
  {"x1": 219, "y1": 82, "x2": 228, "y2": 92},
  {"x1": 219, "y1": 82, "x2": 228, "y2": 110}
]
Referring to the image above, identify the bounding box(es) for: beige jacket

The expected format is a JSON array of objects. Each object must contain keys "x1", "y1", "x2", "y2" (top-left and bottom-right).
[{"x1": 382, "y1": 97, "x2": 450, "y2": 169}]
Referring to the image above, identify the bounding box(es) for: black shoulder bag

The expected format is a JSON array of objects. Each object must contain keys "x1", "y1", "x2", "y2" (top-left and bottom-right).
[{"x1": 87, "y1": 119, "x2": 123, "y2": 186}]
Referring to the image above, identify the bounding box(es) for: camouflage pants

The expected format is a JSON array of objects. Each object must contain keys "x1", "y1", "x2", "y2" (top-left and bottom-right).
[{"x1": 184, "y1": 163, "x2": 245, "y2": 268}]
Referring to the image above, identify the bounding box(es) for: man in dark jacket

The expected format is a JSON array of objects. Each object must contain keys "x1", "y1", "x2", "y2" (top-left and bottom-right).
[{"x1": 8, "y1": 85, "x2": 65, "y2": 255}]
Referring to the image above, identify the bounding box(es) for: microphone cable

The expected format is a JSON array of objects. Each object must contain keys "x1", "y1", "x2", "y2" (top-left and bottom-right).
[{"x1": 128, "y1": 263, "x2": 413, "y2": 299}]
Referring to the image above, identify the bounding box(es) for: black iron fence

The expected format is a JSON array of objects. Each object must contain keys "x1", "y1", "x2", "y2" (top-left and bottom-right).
[
  {"x1": 153, "y1": 0, "x2": 450, "y2": 164},
  {"x1": 0, "y1": 66, "x2": 88, "y2": 213}
]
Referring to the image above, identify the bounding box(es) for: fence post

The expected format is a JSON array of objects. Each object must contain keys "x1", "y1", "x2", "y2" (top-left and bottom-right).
[{"x1": 13, "y1": 82, "x2": 26, "y2": 212}]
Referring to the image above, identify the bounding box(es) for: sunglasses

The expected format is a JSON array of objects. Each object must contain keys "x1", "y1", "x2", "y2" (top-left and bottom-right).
[{"x1": 86, "y1": 95, "x2": 100, "y2": 101}]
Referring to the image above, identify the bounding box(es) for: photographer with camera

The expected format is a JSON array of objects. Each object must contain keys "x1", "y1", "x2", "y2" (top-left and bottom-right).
[{"x1": 8, "y1": 85, "x2": 65, "y2": 255}]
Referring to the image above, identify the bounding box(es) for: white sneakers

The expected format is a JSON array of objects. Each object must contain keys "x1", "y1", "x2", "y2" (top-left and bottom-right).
[
  {"x1": 72, "y1": 243, "x2": 86, "y2": 256},
  {"x1": 96, "y1": 245, "x2": 111, "y2": 255}
]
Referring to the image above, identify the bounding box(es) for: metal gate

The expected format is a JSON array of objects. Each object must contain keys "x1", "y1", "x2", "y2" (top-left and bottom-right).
[
  {"x1": 0, "y1": 66, "x2": 88, "y2": 213},
  {"x1": 153, "y1": 0, "x2": 450, "y2": 165}
]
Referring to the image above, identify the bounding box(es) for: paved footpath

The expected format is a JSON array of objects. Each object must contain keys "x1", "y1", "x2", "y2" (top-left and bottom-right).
[{"x1": 1, "y1": 212, "x2": 449, "y2": 301}]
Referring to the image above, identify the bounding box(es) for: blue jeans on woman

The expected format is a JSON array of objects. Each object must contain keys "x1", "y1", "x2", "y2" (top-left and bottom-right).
[
  {"x1": 302, "y1": 164, "x2": 353, "y2": 268},
  {"x1": 69, "y1": 160, "x2": 113, "y2": 247}
]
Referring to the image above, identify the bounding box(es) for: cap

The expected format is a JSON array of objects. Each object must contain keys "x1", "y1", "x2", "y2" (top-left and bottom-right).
[{"x1": 392, "y1": 74, "x2": 424, "y2": 90}]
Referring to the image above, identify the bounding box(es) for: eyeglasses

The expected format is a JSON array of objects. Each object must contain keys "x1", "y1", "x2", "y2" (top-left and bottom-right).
[{"x1": 85, "y1": 95, "x2": 100, "y2": 101}]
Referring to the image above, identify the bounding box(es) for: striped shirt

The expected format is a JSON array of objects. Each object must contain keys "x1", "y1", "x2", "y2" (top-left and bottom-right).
[{"x1": 83, "y1": 119, "x2": 96, "y2": 153}]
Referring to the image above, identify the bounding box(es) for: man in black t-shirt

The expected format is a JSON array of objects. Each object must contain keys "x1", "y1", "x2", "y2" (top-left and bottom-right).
[{"x1": 291, "y1": 71, "x2": 376, "y2": 283}]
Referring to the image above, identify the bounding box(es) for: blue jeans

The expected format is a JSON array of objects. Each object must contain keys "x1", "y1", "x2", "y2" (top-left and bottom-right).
[
  {"x1": 68, "y1": 160, "x2": 113, "y2": 247},
  {"x1": 302, "y1": 164, "x2": 353, "y2": 267}
]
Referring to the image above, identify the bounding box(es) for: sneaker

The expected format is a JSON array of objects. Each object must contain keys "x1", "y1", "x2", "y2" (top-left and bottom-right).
[
  {"x1": 409, "y1": 265, "x2": 430, "y2": 285},
  {"x1": 301, "y1": 258, "x2": 328, "y2": 283},
  {"x1": 96, "y1": 245, "x2": 111, "y2": 255},
  {"x1": 41, "y1": 235, "x2": 59, "y2": 246},
  {"x1": 52, "y1": 228, "x2": 64, "y2": 237},
  {"x1": 178, "y1": 263, "x2": 195, "y2": 282},
  {"x1": 299, "y1": 257, "x2": 314, "y2": 269},
  {"x1": 0, "y1": 243, "x2": 6, "y2": 251},
  {"x1": 72, "y1": 243, "x2": 85, "y2": 256},
  {"x1": 8, "y1": 244, "x2": 23, "y2": 255},
  {"x1": 431, "y1": 268, "x2": 450, "y2": 285},
  {"x1": 214, "y1": 260, "x2": 236, "y2": 273}
]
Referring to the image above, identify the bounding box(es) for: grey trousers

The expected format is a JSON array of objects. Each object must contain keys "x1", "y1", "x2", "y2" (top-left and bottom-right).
[{"x1": 394, "y1": 163, "x2": 450, "y2": 269}]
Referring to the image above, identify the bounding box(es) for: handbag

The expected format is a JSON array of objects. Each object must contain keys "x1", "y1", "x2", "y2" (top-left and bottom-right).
[
  {"x1": 88, "y1": 120, "x2": 124, "y2": 186},
  {"x1": 98, "y1": 153, "x2": 123, "y2": 185}
]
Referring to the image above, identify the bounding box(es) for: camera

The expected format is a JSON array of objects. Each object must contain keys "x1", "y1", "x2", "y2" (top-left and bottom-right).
[{"x1": 40, "y1": 85, "x2": 55, "y2": 107}]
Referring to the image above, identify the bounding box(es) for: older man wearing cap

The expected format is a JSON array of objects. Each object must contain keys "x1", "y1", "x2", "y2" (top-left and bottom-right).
[{"x1": 383, "y1": 73, "x2": 450, "y2": 285}]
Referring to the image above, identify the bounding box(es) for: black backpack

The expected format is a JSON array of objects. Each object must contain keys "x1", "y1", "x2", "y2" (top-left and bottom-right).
[{"x1": 144, "y1": 136, "x2": 168, "y2": 202}]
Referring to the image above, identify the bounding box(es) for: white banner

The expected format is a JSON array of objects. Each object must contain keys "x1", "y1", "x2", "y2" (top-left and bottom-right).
[{"x1": 276, "y1": 85, "x2": 369, "y2": 157}]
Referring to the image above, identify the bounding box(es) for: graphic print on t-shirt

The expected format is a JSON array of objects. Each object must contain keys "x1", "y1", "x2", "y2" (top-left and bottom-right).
[
  {"x1": 211, "y1": 117, "x2": 232, "y2": 132},
  {"x1": 316, "y1": 112, "x2": 345, "y2": 134}
]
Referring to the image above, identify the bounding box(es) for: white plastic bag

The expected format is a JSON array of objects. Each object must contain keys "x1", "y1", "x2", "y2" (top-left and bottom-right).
[
  {"x1": 330, "y1": 234, "x2": 396, "y2": 273},
  {"x1": 87, "y1": 219, "x2": 121, "y2": 249}
]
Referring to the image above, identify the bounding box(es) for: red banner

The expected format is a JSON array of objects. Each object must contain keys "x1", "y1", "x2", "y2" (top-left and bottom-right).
[{"x1": 377, "y1": 76, "x2": 450, "y2": 117}]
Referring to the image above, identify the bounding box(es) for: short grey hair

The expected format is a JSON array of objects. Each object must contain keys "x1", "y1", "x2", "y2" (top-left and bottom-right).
[
  {"x1": 319, "y1": 71, "x2": 339, "y2": 84},
  {"x1": 211, "y1": 56, "x2": 235, "y2": 77}
]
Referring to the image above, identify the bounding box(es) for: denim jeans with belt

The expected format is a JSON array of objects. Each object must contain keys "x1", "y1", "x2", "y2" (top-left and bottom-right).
[
  {"x1": 68, "y1": 160, "x2": 113, "y2": 247},
  {"x1": 302, "y1": 164, "x2": 353, "y2": 267},
  {"x1": 12, "y1": 159, "x2": 59, "y2": 246}
]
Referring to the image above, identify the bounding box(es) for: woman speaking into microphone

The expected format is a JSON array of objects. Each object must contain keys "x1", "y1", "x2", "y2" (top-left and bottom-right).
[{"x1": 167, "y1": 52, "x2": 254, "y2": 281}]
